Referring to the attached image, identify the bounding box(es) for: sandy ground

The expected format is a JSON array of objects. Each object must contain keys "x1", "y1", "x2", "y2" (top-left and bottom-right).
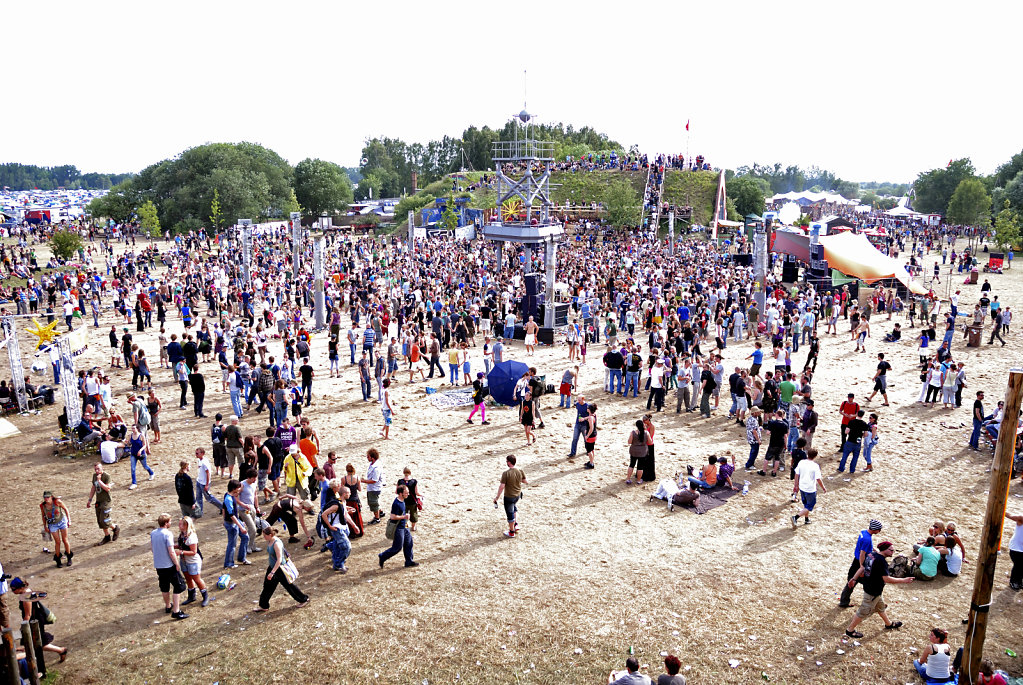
[{"x1": 1, "y1": 237, "x2": 1022, "y2": 685}]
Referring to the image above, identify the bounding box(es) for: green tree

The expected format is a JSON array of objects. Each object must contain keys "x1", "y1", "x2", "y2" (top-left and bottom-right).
[
  {"x1": 912, "y1": 158, "x2": 975, "y2": 214},
  {"x1": 86, "y1": 181, "x2": 138, "y2": 223},
  {"x1": 993, "y1": 200, "x2": 1021, "y2": 251},
  {"x1": 946, "y1": 178, "x2": 991, "y2": 227},
  {"x1": 49, "y1": 228, "x2": 83, "y2": 261},
  {"x1": 725, "y1": 176, "x2": 765, "y2": 218},
  {"x1": 294, "y1": 158, "x2": 354, "y2": 218},
  {"x1": 440, "y1": 197, "x2": 459, "y2": 231},
  {"x1": 208, "y1": 188, "x2": 223, "y2": 234},
  {"x1": 602, "y1": 179, "x2": 641, "y2": 228},
  {"x1": 137, "y1": 199, "x2": 162, "y2": 238}
]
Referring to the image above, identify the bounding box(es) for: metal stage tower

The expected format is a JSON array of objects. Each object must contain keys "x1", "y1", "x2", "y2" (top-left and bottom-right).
[{"x1": 482, "y1": 108, "x2": 564, "y2": 329}]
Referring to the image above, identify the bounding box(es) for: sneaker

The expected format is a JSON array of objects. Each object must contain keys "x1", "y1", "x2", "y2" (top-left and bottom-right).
[
  {"x1": 334, "y1": 566, "x2": 347, "y2": 574},
  {"x1": 287, "y1": 537, "x2": 300, "y2": 544},
  {"x1": 128, "y1": 484, "x2": 137, "y2": 490},
  {"x1": 112, "y1": 525, "x2": 120, "y2": 541},
  {"x1": 378, "y1": 555, "x2": 385, "y2": 569},
  {"x1": 466, "y1": 419, "x2": 473, "y2": 424},
  {"x1": 503, "y1": 530, "x2": 516, "y2": 538},
  {"x1": 481, "y1": 420, "x2": 490, "y2": 425},
  {"x1": 791, "y1": 515, "x2": 798, "y2": 529},
  {"x1": 845, "y1": 630, "x2": 864, "y2": 639},
  {"x1": 804, "y1": 518, "x2": 812, "y2": 525},
  {"x1": 404, "y1": 561, "x2": 419, "y2": 568},
  {"x1": 148, "y1": 472, "x2": 155, "y2": 481},
  {"x1": 100, "y1": 535, "x2": 112, "y2": 545},
  {"x1": 239, "y1": 558, "x2": 252, "y2": 565},
  {"x1": 583, "y1": 462, "x2": 594, "y2": 469},
  {"x1": 171, "y1": 611, "x2": 189, "y2": 620},
  {"x1": 368, "y1": 518, "x2": 381, "y2": 525},
  {"x1": 250, "y1": 546, "x2": 262, "y2": 553},
  {"x1": 165, "y1": 607, "x2": 172, "y2": 614}
]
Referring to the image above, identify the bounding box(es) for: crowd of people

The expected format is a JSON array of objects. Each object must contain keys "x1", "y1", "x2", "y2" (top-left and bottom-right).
[{"x1": 0, "y1": 213, "x2": 1020, "y2": 683}]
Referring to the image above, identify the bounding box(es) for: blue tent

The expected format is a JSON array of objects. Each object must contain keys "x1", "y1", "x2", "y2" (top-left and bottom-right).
[{"x1": 487, "y1": 360, "x2": 529, "y2": 407}]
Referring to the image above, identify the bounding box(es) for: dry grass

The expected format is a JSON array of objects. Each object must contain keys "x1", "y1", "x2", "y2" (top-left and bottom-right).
[{"x1": 1, "y1": 240, "x2": 1022, "y2": 684}]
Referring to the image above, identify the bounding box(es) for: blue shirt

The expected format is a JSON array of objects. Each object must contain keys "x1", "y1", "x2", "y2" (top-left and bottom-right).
[
  {"x1": 575, "y1": 401, "x2": 590, "y2": 420},
  {"x1": 150, "y1": 527, "x2": 175, "y2": 569},
  {"x1": 752, "y1": 349, "x2": 764, "y2": 365},
  {"x1": 391, "y1": 497, "x2": 407, "y2": 530},
  {"x1": 853, "y1": 530, "x2": 874, "y2": 563}
]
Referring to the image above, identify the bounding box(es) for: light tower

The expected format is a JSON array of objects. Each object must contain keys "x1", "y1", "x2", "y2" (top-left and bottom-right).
[{"x1": 482, "y1": 107, "x2": 564, "y2": 330}]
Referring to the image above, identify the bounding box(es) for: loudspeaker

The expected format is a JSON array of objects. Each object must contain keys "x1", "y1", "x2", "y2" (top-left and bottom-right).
[
  {"x1": 733, "y1": 253, "x2": 753, "y2": 267},
  {"x1": 553, "y1": 303, "x2": 570, "y2": 328},
  {"x1": 538, "y1": 327, "x2": 555, "y2": 345},
  {"x1": 524, "y1": 273, "x2": 541, "y2": 297},
  {"x1": 520, "y1": 295, "x2": 539, "y2": 321}
]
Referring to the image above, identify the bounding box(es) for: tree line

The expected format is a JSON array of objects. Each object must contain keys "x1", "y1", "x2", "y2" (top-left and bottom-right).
[{"x1": 0, "y1": 163, "x2": 133, "y2": 190}]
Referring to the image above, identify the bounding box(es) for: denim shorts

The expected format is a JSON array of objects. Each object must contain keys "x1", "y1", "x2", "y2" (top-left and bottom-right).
[
  {"x1": 382, "y1": 409, "x2": 392, "y2": 425},
  {"x1": 183, "y1": 557, "x2": 202, "y2": 576},
  {"x1": 48, "y1": 519, "x2": 68, "y2": 534}
]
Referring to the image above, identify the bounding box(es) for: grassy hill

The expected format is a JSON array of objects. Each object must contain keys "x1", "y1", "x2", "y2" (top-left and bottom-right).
[{"x1": 395, "y1": 168, "x2": 719, "y2": 233}]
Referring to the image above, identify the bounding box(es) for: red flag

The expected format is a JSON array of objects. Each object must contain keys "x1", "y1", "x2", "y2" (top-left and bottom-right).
[
  {"x1": 947, "y1": 159, "x2": 952, "y2": 167},
  {"x1": 686, "y1": 119, "x2": 690, "y2": 132}
]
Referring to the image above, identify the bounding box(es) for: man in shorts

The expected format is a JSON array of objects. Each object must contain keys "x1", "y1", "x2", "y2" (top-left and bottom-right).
[
  {"x1": 223, "y1": 414, "x2": 244, "y2": 479},
  {"x1": 493, "y1": 454, "x2": 527, "y2": 538},
  {"x1": 86, "y1": 462, "x2": 120, "y2": 544},
  {"x1": 523, "y1": 316, "x2": 538, "y2": 356},
  {"x1": 866, "y1": 353, "x2": 891, "y2": 405},
  {"x1": 791, "y1": 448, "x2": 825, "y2": 527},
  {"x1": 150, "y1": 513, "x2": 189, "y2": 620},
  {"x1": 844, "y1": 540, "x2": 913, "y2": 639},
  {"x1": 362, "y1": 448, "x2": 385, "y2": 524}
]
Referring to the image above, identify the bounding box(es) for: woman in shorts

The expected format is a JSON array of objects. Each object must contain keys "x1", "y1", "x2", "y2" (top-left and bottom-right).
[
  {"x1": 177, "y1": 516, "x2": 210, "y2": 607},
  {"x1": 40, "y1": 491, "x2": 73, "y2": 568}
]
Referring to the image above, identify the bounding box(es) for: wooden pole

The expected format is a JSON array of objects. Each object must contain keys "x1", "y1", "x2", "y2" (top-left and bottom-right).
[
  {"x1": 18, "y1": 623, "x2": 38, "y2": 685},
  {"x1": 960, "y1": 368, "x2": 1023, "y2": 683},
  {"x1": 28, "y1": 621, "x2": 44, "y2": 678},
  {"x1": 2, "y1": 628, "x2": 19, "y2": 685}
]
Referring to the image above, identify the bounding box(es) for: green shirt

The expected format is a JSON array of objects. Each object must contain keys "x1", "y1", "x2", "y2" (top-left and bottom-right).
[
  {"x1": 918, "y1": 546, "x2": 940, "y2": 577},
  {"x1": 93, "y1": 472, "x2": 111, "y2": 507},
  {"x1": 779, "y1": 381, "x2": 796, "y2": 403}
]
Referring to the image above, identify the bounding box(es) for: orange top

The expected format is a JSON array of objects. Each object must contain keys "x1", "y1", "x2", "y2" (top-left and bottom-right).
[{"x1": 299, "y1": 438, "x2": 318, "y2": 468}]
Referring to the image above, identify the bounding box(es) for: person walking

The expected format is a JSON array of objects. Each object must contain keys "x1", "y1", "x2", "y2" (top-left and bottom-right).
[
  {"x1": 791, "y1": 449, "x2": 825, "y2": 527},
  {"x1": 362, "y1": 448, "x2": 385, "y2": 524},
  {"x1": 844, "y1": 541, "x2": 913, "y2": 638},
  {"x1": 866, "y1": 353, "x2": 891, "y2": 405},
  {"x1": 85, "y1": 462, "x2": 120, "y2": 544},
  {"x1": 254, "y1": 526, "x2": 309, "y2": 612},
  {"x1": 221, "y1": 480, "x2": 250, "y2": 569},
  {"x1": 321, "y1": 479, "x2": 360, "y2": 573},
  {"x1": 40, "y1": 491, "x2": 73, "y2": 568},
  {"x1": 194, "y1": 448, "x2": 222, "y2": 516},
  {"x1": 174, "y1": 357, "x2": 189, "y2": 409},
  {"x1": 838, "y1": 519, "x2": 883, "y2": 607},
  {"x1": 567, "y1": 395, "x2": 589, "y2": 458},
  {"x1": 188, "y1": 363, "x2": 206, "y2": 418},
  {"x1": 176, "y1": 516, "x2": 210, "y2": 607},
  {"x1": 127, "y1": 424, "x2": 154, "y2": 490},
  {"x1": 493, "y1": 454, "x2": 527, "y2": 538},
  {"x1": 150, "y1": 513, "x2": 189, "y2": 620},
  {"x1": 467, "y1": 373, "x2": 490, "y2": 425},
  {"x1": 377, "y1": 484, "x2": 418, "y2": 569}
]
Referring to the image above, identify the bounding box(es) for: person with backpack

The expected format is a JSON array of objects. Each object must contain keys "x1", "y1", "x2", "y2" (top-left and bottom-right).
[
  {"x1": 467, "y1": 372, "x2": 490, "y2": 425},
  {"x1": 9, "y1": 579, "x2": 68, "y2": 661},
  {"x1": 844, "y1": 541, "x2": 913, "y2": 639}
]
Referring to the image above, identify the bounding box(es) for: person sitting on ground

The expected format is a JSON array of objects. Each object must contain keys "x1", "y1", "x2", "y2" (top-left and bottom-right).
[
  {"x1": 910, "y1": 537, "x2": 944, "y2": 581},
  {"x1": 912, "y1": 626, "x2": 953, "y2": 684},
  {"x1": 943, "y1": 522, "x2": 968, "y2": 563},
  {"x1": 608, "y1": 656, "x2": 652, "y2": 685},
  {"x1": 933, "y1": 534, "x2": 963, "y2": 578},
  {"x1": 74, "y1": 407, "x2": 103, "y2": 444},
  {"x1": 9, "y1": 578, "x2": 68, "y2": 662},
  {"x1": 977, "y1": 658, "x2": 1008, "y2": 685},
  {"x1": 687, "y1": 455, "x2": 718, "y2": 490},
  {"x1": 668, "y1": 481, "x2": 701, "y2": 512},
  {"x1": 884, "y1": 323, "x2": 903, "y2": 343},
  {"x1": 656, "y1": 653, "x2": 687, "y2": 685},
  {"x1": 715, "y1": 455, "x2": 739, "y2": 491}
]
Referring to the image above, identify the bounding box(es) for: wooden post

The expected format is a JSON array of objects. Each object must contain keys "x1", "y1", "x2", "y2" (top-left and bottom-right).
[
  {"x1": 2, "y1": 628, "x2": 19, "y2": 685},
  {"x1": 18, "y1": 623, "x2": 38, "y2": 685},
  {"x1": 28, "y1": 621, "x2": 44, "y2": 678},
  {"x1": 960, "y1": 368, "x2": 1023, "y2": 683}
]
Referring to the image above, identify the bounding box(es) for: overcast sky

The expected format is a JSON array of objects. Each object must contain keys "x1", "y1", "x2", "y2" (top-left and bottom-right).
[{"x1": 5, "y1": 1, "x2": 1021, "y2": 184}]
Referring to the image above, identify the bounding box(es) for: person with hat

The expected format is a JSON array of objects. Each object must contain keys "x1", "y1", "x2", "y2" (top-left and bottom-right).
[
  {"x1": 9, "y1": 578, "x2": 68, "y2": 661},
  {"x1": 467, "y1": 372, "x2": 490, "y2": 425},
  {"x1": 844, "y1": 540, "x2": 913, "y2": 639},
  {"x1": 839, "y1": 519, "x2": 883, "y2": 607},
  {"x1": 86, "y1": 462, "x2": 120, "y2": 545}
]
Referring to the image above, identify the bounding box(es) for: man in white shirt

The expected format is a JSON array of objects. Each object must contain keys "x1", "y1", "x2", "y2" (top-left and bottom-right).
[
  {"x1": 646, "y1": 358, "x2": 666, "y2": 412},
  {"x1": 792, "y1": 449, "x2": 826, "y2": 528},
  {"x1": 194, "y1": 449, "x2": 222, "y2": 517}
]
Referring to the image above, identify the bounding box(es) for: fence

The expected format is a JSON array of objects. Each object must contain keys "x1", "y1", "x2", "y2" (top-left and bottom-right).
[{"x1": 0, "y1": 620, "x2": 46, "y2": 685}]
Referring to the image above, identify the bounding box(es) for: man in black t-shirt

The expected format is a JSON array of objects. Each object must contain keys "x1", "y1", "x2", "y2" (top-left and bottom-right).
[
  {"x1": 844, "y1": 541, "x2": 913, "y2": 638},
  {"x1": 867, "y1": 353, "x2": 891, "y2": 405},
  {"x1": 839, "y1": 410, "x2": 871, "y2": 473},
  {"x1": 698, "y1": 364, "x2": 716, "y2": 418},
  {"x1": 760, "y1": 410, "x2": 789, "y2": 476},
  {"x1": 299, "y1": 358, "x2": 314, "y2": 406}
]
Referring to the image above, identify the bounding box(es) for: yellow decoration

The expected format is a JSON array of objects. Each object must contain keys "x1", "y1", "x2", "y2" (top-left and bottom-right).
[
  {"x1": 501, "y1": 198, "x2": 523, "y2": 221},
  {"x1": 24, "y1": 318, "x2": 60, "y2": 349}
]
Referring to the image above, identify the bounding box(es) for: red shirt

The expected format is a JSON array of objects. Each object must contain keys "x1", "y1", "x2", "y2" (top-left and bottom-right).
[{"x1": 840, "y1": 401, "x2": 859, "y2": 425}]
